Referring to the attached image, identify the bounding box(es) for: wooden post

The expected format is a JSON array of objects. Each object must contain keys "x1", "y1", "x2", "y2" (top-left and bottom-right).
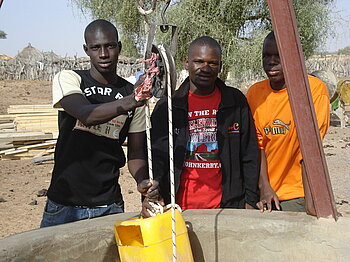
[{"x1": 266, "y1": 0, "x2": 338, "y2": 219}]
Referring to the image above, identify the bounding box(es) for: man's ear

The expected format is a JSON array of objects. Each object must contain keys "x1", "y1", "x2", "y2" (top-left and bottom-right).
[
  {"x1": 118, "y1": 41, "x2": 122, "y2": 53},
  {"x1": 219, "y1": 60, "x2": 223, "y2": 72},
  {"x1": 83, "y1": 44, "x2": 88, "y2": 55},
  {"x1": 184, "y1": 58, "x2": 189, "y2": 70}
]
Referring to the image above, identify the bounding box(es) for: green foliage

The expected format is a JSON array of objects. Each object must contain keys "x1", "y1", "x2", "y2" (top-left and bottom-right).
[
  {"x1": 162, "y1": 0, "x2": 334, "y2": 80},
  {"x1": 0, "y1": 30, "x2": 6, "y2": 39},
  {"x1": 337, "y1": 46, "x2": 350, "y2": 55},
  {"x1": 161, "y1": 0, "x2": 271, "y2": 80},
  {"x1": 70, "y1": 0, "x2": 334, "y2": 81},
  {"x1": 293, "y1": 0, "x2": 334, "y2": 58}
]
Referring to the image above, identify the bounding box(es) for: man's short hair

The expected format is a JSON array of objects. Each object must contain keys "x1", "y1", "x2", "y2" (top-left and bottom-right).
[
  {"x1": 84, "y1": 19, "x2": 119, "y2": 43},
  {"x1": 264, "y1": 31, "x2": 276, "y2": 43},
  {"x1": 188, "y1": 36, "x2": 222, "y2": 57}
]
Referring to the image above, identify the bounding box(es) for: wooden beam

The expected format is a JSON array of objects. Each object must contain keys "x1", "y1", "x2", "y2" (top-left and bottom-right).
[{"x1": 267, "y1": 0, "x2": 338, "y2": 219}]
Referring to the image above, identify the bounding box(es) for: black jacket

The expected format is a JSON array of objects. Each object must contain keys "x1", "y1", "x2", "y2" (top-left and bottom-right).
[{"x1": 151, "y1": 77, "x2": 259, "y2": 208}]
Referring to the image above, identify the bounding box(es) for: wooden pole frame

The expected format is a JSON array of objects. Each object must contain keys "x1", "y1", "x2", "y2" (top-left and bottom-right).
[{"x1": 266, "y1": 0, "x2": 338, "y2": 219}]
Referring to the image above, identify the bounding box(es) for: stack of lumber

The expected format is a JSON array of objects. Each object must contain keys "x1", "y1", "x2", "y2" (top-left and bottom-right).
[
  {"x1": 8, "y1": 105, "x2": 58, "y2": 134},
  {"x1": 0, "y1": 104, "x2": 58, "y2": 161}
]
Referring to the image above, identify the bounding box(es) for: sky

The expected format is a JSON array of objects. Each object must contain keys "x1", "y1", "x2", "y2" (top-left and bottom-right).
[
  {"x1": 0, "y1": 0, "x2": 91, "y2": 57},
  {"x1": 324, "y1": 0, "x2": 350, "y2": 52},
  {"x1": 0, "y1": 0, "x2": 349, "y2": 58}
]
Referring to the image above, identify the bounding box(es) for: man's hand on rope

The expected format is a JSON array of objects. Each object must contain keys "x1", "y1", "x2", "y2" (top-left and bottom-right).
[
  {"x1": 134, "y1": 74, "x2": 151, "y2": 102},
  {"x1": 138, "y1": 179, "x2": 165, "y2": 218}
]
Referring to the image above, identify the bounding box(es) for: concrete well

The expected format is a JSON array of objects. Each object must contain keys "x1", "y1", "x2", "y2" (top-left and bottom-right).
[{"x1": 0, "y1": 209, "x2": 349, "y2": 262}]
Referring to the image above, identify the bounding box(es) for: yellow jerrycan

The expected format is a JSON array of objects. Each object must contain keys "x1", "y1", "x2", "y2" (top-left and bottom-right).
[{"x1": 114, "y1": 206, "x2": 194, "y2": 262}]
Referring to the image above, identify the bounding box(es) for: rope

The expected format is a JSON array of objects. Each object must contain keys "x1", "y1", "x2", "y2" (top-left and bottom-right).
[
  {"x1": 135, "y1": 52, "x2": 160, "y2": 183},
  {"x1": 134, "y1": 52, "x2": 160, "y2": 102},
  {"x1": 137, "y1": 52, "x2": 162, "y2": 216},
  {"x1": 157, "y1": 44, "x2": 177, "y2": 262}
]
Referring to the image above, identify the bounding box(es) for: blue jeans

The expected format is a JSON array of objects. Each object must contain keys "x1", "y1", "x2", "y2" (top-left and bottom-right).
[{"x1": 40, "y1": 198, "x2": 124, "y2": 228}]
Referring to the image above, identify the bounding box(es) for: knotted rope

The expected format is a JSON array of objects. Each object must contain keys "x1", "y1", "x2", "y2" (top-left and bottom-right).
[{"x1": 134, "y1": 52, "x2": 160, "y2": 102}]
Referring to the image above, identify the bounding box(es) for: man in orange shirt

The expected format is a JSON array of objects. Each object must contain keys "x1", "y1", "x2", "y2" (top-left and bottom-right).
[{"x1": 246, "y1": 32, "x2": 330, "y2": 212}]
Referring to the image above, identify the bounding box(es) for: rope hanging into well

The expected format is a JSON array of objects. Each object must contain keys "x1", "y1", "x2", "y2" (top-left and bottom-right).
[
  {"x1": 135, "y1": 2, "x2": 177, "y2": 260},
  {"x1": 158, "y1": 44, "x2": 177, "y2": 262}
]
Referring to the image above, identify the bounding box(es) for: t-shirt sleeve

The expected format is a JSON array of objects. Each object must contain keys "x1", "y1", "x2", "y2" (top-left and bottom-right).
[
  {"x1": 255, "y1": 126, "x2": 266, "y2": 149},
  {"x1": 312, "y1": 80, "x2": 330, "y2": 139},
  {"x1": 52, "y1": 70, "x2": 83, "y2": 108},
  {"x1": 128, "y1": 105, "x2": 146, "y2": 133},
  {"x1": 246, "y1": 85, "x2": 266, "y2": 150}
]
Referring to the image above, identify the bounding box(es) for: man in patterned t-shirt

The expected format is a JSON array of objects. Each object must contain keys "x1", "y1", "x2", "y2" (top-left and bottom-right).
[
  {"x1": 141, "y1": 36, "x2": 260, "y2": 216},
  {"x1": 40, "y1": 19, "x2": 151, "y2": 227}
]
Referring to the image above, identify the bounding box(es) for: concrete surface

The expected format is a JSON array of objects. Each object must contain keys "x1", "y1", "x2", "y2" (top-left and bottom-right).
[{"x1": 0, "y1": 210, "x2": 349, "y2": 262}]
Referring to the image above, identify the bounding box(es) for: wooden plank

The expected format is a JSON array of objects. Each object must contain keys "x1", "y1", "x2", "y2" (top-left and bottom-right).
[
  {"x1": 267, "y1": 0, "x2": 338, "y2": 219},
  {"x1": 12, "y1": 139, "x2": 48, "y2": 146},
  {"x1": 8, "y1": 108, "x2": 57, "y2": 114},
  {"x1": 7, "y1": 105, "x2": 57, "y2": 114},
  {"x1": 0, "y1": 115, "x2": 16, "y2": 121},
  {"x1": 16, "y1": 123, "x2": 57, "y2": 128},
  {"x1": 33, "y1": 148, "x2": 55, "y2": 158},
  {"x1": 15, "y1": 119, "x2": 57, "y2": 123},
  {"x1": 0, "y1": 142, "x2": 13, "y2": 150},
  {"x1": 20, "y1": 140, "x2": 56, "y2": 150},
  {"x1": 8, "y1": 104, "x2": 53, "y2": 109},
  {"x1": 0, "y1": 148, "x2": 18, "y2": 154},
  {"x1": 2, "y1": 148, "x2": 55, "y2": 160},
  {"x1": 16, "y1": 127, "x2": 57, "y2": 133},
  {"x1": 15, "y1": 117, "x2": 57, "y2": 121},
  {"x1": 0, "y1": 132, "x2": 53, "y2": 142},
  {"x1": 9, "y1": 104, "x2": 52, "y2": 108},
  {"x1": 32, "y1": 155, "x2": 55, "y2": 164},
  {"x1": 1, "y1": 155, "x2": 21, "y2": 160},
  {"x1": 0, "y1": 123, "x2": 15, "y2": 129},
  {"x1": 0, "y1": 129, "x2": 16, "y2": 133},
  {"x1": 0, "y1": 140, "x2": 56, "y2": 154},
  {"x1": 3, "y1": 148, "x2": 28, "y2": 155},
  {"x1": 0, "y1": 113, "x2": 57, "y2": 122}
]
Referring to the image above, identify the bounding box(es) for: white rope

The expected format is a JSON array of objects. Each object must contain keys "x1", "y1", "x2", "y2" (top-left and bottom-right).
[
  {"x1": 158, "y1": 44, "x2": 177, "y2": 262},
  {"x1": 145, "y1": 102, "x2": 153, "y2": 181},
  {"x1": 148, "y1": 203, "x2": 182, "y2": 217},
  {"x1": 137, "y1": 53, "x2": 159, "y2": 183}
]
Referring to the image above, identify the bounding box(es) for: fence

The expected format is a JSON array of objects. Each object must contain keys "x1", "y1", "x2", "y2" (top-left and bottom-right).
[
  {"x1": 306, "y1": 55, "x2": 350, "y2": 79},
  {"x1": 1, "y1": 54, "x2": 349, "y2": 83},
  {"x1": 0, "y1": 55, "x2": 144, "y2": 81}
]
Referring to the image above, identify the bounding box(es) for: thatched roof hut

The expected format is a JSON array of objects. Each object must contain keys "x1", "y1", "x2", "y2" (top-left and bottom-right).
[{"x1": 15, "y1": 43, "x2": 44, "y2": 64}]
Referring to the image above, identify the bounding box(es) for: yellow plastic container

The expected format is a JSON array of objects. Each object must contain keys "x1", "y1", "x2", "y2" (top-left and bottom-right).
[
  {"x1": 337, "y1": 79, "x2": 350, "y2": 104},
  {"x1": 114, "y1": 209, "x2": 194, "y2": 262}
]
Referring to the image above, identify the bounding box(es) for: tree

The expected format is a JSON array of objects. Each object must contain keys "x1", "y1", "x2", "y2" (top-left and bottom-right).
[
  {"x1": 337, "y1": 46, "x2": 350, "y2": 55},
  {"x1": 162, "y1": 0, "x2": 334, "y2": 80},
  {"x1": 70, "y1": 0, "x2": 334, "y2": 81},
  {"x1": 0, "y1": 30, "x2": 6, "y2": 39}
]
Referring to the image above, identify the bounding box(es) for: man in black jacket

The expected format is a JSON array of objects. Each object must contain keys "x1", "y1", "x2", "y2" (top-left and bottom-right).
[{"x1": 142, "y1": 36, "x2": 259, "y2": 216}]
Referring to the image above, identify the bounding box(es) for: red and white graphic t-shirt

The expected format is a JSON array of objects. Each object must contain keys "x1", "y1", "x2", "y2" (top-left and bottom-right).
[{"x1": 176, "y1": 87, "x2": 223, "y2": 209}]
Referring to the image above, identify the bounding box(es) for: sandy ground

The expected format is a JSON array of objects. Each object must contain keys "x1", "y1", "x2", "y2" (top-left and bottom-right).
[{"x1": 0, "y1": 79, "x2": 349, "y2": 239}]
